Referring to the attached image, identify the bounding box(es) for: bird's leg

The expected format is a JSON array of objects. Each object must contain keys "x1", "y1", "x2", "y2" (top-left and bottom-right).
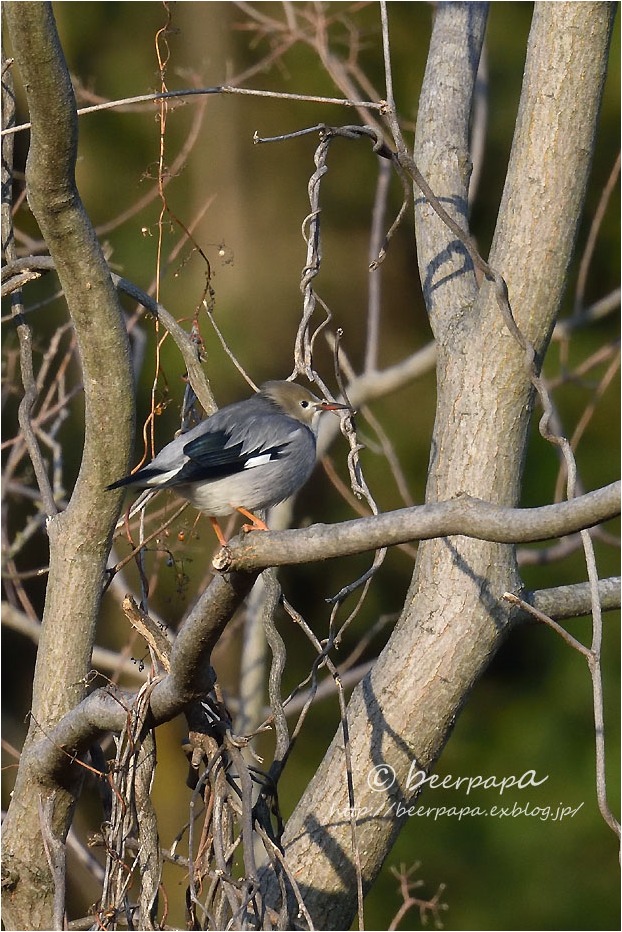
[
  {"x1": 236, "y1": 506, "x2": 269, "y2": 533},
  {"x1": 209, "y1": 516, "x2": 229, "y2": 547}
]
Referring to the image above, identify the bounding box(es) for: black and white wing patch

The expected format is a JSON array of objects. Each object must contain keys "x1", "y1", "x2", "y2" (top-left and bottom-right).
[{"x1": 170, "y1": 428, "x2": 289, "y2": 485}]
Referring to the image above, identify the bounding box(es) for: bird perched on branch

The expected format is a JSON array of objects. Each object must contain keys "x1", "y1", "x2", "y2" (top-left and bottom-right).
[{"x1": 107, "y1": 380, "x2": 348, "y2": 546}]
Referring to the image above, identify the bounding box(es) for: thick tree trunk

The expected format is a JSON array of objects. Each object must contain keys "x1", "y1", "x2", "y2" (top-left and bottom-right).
[
  {"x1": 1, "y1": 5, "x2": 135, "y2": 928},
  {"x1": 260, "y1": 3, "x2": 615, "y2": 927}
]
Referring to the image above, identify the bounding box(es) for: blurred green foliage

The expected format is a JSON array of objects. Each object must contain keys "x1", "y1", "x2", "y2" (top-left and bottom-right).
[{"x1": 2, "y1": 3, "x2": 619, "y2": 929}]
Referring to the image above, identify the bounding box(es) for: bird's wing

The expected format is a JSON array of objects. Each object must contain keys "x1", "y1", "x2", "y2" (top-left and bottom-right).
[
  {"x1": 170, "y1": 422, "x2": 293, "y2": 485},
  {"x1": 106, "y1": 402, "x2": 315, "y2": 491}
]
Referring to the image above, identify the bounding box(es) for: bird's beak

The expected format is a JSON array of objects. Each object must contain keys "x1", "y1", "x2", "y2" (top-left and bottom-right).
[{"x1": 316, "y1": 400, "x2": 351, "y2": 413}]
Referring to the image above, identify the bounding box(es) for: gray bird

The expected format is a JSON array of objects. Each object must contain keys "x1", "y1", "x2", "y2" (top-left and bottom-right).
[{"x1": 107, "y1": 380, "x2": 348, "y2": 545}]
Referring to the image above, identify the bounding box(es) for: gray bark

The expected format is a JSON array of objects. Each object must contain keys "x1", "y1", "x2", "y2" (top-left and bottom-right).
[
  {"x1": 260, "y1": 3, "x2": 615, "y2": 927},
  {"x1": 2, "y1": 4, "x2": 135, "y2": 928}
]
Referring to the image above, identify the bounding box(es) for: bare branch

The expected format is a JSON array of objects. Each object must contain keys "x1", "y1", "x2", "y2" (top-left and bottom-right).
[
  {"x1": 2, "y1": 256, "x2": 216, "y2": 416},
  {"x1": 220, "y1": 482, "x2": 620, "y2": 571},
  {"x1": 1, "y1": 83, "x2": 385, "y2": 139},
  {"x1": 527, "y1": 577, "x2": 621, "y2": 620},
  {"x1": 28, "y1": 569, "x2": 258, "y2": 783}
]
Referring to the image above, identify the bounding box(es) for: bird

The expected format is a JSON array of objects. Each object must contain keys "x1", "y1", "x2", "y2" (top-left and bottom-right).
[{"x1": 107, "y1": 380, "x2": 348, "y2": 546}]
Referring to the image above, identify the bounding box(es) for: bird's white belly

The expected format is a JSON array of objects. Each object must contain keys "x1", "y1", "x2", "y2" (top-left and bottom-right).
[{"x1": 176, "y1": 458, "x2": 314, "y2": 516}]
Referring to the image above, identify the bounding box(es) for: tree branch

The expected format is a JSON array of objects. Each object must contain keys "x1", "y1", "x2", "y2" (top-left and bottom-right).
[
  {"x1": 28, "y1": 569, "x2": 258, "y2": 785},
  {"x1": 1, "y1": 256, "x2": 216, "y2": 416},
  {"x1": 221, "y1": 481, "x2": 620, "y2": 571},
  {"x1": 528, "y1": 577, "x2": 621, "y2": 620}
]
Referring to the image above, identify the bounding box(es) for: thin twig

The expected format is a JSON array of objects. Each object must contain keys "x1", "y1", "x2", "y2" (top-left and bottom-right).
[
  {"x1": 1, "y1": 84, "x2": 384, "y2": 138},
  {"x1": 503, "y1": 591, "x2": 620, "y2": 837}
]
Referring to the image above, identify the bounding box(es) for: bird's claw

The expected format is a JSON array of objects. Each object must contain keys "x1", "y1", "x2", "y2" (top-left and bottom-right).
[{"x1": 241, "y1": 522, "x2": 269, "y2": 535}]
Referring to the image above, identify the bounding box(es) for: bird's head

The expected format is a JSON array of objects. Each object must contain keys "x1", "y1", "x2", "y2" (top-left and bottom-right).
[{"x1": 259, "y1": 380, "x2": 349, "y2": 431}]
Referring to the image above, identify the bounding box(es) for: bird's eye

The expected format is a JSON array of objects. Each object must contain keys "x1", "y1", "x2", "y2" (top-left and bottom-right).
[{"x1": 299, "y1": 399, "x2": 310, "y2": 409}]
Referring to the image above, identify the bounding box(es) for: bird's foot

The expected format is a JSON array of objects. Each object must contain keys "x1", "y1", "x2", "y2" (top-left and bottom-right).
[{"x1": 236, "y1": 506, "x2": 269, "y2": 533}]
